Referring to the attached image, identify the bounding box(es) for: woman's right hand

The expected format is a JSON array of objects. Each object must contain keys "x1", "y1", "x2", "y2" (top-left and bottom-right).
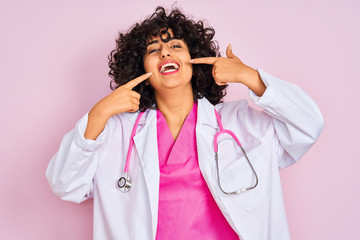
[{"x1": 84, "y1": 72, "x2": 152, "y2": 140}]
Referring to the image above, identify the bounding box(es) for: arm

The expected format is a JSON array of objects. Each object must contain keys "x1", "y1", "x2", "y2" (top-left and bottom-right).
[
  {"x1": 190, "y1": 44, "x2": 266, "y2": 96},
  {"x1": 46, "y1": 72, "x2": 152, "y2": 202},
  {"x1": 46, "y1": 114, "x2": 108, "y2": 203},
  {"x1": 191, "y1": 45, "x2": 324, "y2": 168},
  {"x1": 84, "y1": 72, "x2": 152, "y2": 140},
  {"x1": 250, "y1": 69, "x2": 324, "y2": 168}
]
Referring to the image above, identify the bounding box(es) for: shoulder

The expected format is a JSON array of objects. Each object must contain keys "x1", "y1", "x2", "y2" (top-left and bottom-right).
[
  {"x1": 216, "y1": 99, "x2": 270, "y2": 122},
  {"x1": 215, "y1": 100, "x2": 273, "y2": 139},
  {"x1": 107, "y1": 109, "x2": 156, "y2": 129},
  {"x1": 215, "y1": 99, "x2": 249, "y2": 114},
  {"x1": 107, "y1": 111, "x2": 138, "y2": 126}
]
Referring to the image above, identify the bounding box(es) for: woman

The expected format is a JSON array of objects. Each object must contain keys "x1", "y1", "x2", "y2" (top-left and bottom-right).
[{"x1": 46, "y1": 6, "x2": 324, "y2": 240}]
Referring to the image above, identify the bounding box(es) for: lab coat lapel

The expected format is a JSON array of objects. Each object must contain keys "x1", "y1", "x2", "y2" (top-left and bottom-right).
[
  {"x1": 132, "y1": 110, "x2": 160, "y2": 240},
  {"x1": 196, "y1": 98, "x2": 220, "y2": 191},
  {"x1": 196, "y1": 98, "x2": 235, "y2": 227}
]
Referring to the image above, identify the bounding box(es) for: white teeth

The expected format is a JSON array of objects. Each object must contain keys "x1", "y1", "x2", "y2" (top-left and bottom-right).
[{"x1": 160, "y1": 62, "x2": 179, "y2": 73}]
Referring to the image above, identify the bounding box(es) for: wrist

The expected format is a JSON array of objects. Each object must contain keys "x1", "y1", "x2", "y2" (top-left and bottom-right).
[
  {"x1": 89, "y1": 105, "x2": 111, "y2": 123},
  {"x1": 235, "y1": 65, "x2": 257, "y2": 83},
  {"x1": 85, "y1": 110, "x2": 109, "y2": 140},
  {"x1": 240, "y1": 67, "x2": 266, "y2": 96}
]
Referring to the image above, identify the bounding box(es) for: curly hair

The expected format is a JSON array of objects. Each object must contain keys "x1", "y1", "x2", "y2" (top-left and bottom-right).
[{"x1": 108, "y1": 6, "x2": 227, "y2": 110}]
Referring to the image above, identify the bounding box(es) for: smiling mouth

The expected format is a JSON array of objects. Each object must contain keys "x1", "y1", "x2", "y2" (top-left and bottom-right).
[{"x1": 159, "y1": 62, "x2": 180, "y2": 74}]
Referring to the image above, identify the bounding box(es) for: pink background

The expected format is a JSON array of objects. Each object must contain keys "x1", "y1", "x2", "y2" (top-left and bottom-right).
[{"x1": 1, "y1": 0, "x2": 359, "y2": 239}]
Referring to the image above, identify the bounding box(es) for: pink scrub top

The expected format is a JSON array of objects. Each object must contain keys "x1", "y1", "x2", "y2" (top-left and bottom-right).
[{"x1": 155, "y1": 103, "x2": 239, "y2": 240}]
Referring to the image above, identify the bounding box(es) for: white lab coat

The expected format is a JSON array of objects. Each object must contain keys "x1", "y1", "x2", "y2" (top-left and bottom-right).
[{"x1": 46, "y1": 69, "x2": 324, "y2": 240}]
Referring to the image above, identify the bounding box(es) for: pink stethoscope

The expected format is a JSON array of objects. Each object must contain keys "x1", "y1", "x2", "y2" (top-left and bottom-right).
[{"x1": 118, "y1": 109, "x2": 258, "y2": 195}]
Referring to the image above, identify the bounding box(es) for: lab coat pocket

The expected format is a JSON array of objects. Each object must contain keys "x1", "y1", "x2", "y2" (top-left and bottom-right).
[{"x1": 217, "y1": 138, "x2": 270, "y2": 210}]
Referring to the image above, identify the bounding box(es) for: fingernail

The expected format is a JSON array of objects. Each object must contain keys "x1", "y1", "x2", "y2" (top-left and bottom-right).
[
  {"x1": 228, "y1": 44, "x2": 232, "y2": 50},
  {"x1": 146, "y1": 72, "x2": 152, "y2": 76},
  {"x1": 189, "y1": 59, "x2": 194, "y2": 63}
]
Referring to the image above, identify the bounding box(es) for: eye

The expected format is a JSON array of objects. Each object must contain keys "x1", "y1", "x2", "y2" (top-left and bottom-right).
[
  {"x1": 148, "y1": 48, "x2": 159, "y2": 54},
  {"x1": 171, "y1": 44, "x2": 181, "y2": 49}
]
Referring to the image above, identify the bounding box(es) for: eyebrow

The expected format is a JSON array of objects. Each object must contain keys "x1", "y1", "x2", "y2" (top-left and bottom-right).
[{"x1": 146, "y1": 40, "x2": 159, "y2": 46}]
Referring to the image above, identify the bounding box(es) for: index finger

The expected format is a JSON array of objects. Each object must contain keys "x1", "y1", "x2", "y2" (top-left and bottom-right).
[
  {"x1": 189, "y1": 57, "x2": 218, "y2": 65},
  {"x1": 125, "y1": 72, "x2": 152, "y2": 89}
]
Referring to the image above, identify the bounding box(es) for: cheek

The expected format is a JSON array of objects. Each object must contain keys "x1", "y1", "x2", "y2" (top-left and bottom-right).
[
  {"x1": 181, "y1": 51, "x2": 193, "y2": 74},
  {"x1": 183, "y1": 56, "x2": 193, "y2": 75},
  {"x1": 184, "y1": 51, "x2": 191, "y2": 60},
  {"x1": 186, "y1": 65, "x2": 193, "y2": 78},
  {"x1": 143, "y1": 59, "x2": 150, "y2": 72},
  {"x1": 143, "y1": 56, "x2": 155, "y2": 72}
]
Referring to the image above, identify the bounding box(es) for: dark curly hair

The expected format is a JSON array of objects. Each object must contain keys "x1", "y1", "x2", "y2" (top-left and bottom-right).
[{"x1": 108, "y1": 6, "x2": 227, "y2": 110}]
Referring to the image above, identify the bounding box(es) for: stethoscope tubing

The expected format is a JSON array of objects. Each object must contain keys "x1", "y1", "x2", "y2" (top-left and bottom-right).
[
  {"x1": 124, "y1": 111, "x2": 144, "y2": 173},
  {"x1": 119, "y1": 108, "x2": 259, "y2": 194},
  {"x1": 213, "y1": 109, "x2": 258, "y2": 194}
]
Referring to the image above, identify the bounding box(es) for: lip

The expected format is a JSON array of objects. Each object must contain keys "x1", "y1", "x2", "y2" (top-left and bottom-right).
[{"x1": 158, "y1": 60, "x2": 180, "y2": 75}]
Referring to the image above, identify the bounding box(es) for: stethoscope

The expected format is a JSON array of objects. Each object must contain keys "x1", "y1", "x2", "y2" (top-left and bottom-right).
[{"x1": 118, "y1": 109, "x2": 258, "y2": 195}]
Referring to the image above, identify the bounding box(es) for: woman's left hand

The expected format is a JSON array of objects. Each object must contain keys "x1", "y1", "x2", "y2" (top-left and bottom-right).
[{"x1": 190, "y1": 44, "x2": 266, "y2": 96}]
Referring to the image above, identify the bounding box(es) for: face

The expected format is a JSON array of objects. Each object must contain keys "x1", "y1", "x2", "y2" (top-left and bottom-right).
[{"x1": 143, "y1": 29, "x2": 193, "y2": 93}]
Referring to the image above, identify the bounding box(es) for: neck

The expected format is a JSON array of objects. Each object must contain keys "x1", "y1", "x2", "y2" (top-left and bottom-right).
[
  {"x1": 156, "y1": 88, "x2": 194, "y2": 121},
  {"x1": 155, "y1": 87, "x2": 194, "y2": 139}
]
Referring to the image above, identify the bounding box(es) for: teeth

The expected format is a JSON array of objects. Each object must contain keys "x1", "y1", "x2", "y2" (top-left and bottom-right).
[{"x1": 160, "y1": 62, "x2": 179, "y2": 73}]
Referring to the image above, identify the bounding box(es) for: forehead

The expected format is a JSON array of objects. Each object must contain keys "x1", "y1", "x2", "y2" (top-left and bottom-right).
[{"x1": 146, "y1": 28, "x2": 175, "y2": 45}]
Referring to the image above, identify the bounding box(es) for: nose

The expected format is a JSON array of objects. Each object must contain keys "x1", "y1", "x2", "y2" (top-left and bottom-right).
[{"x1": 160, "y1": 46, "x2": 171, "y2": 59}]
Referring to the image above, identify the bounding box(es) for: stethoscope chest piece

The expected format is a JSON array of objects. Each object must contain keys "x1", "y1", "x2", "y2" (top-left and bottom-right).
[{"x1": 118, "y1": 173, "x2": 132, "y2": 193}]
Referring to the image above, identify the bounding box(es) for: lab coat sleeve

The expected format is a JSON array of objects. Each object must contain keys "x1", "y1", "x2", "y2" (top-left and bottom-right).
[
  {"x1": 249, "y1": 69, "x2": 324, "y2": 168},
  {"x1": 46, "y1": 113, "x2": 108, "y2": 203}
]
